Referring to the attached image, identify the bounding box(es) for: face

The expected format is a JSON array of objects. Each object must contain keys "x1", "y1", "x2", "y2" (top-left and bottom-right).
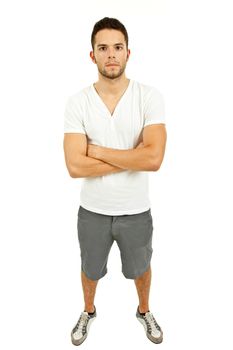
[{"x1": 90, "y1": 29, "x2": 130, "y2": 80}]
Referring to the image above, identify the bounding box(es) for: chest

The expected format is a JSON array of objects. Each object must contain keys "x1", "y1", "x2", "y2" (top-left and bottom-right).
[
  {"x1": 94, "y1": 81, "x2": 132, "y2": 116},
  {"x1": 84, "y1": 102, "x2": 143, "y2": 150},
  {"x1": 82, "y1": 86, "x2": 145, "y2": 148},
  {"x1": 97, "y1": 95, "x2": 122, "y2": 116}
]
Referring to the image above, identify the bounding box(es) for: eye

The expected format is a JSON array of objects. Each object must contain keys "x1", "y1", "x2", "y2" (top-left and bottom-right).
[
  {"x1": 116, "y1": 46, "x2": 123, "y2": 50},
  {"x1": 99, "y1": 47, "x2": 106, "y2": 51}
]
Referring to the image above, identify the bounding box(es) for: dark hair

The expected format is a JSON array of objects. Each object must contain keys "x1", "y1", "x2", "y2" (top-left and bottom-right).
[{"x1": 91, "y1": 17, "x2": 129, "y2": 51}]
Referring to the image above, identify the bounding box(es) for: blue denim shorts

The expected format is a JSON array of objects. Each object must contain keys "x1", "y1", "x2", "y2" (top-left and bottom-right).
[{"x1": 77, "y1": 205, "x2": 154, "y2": 280}]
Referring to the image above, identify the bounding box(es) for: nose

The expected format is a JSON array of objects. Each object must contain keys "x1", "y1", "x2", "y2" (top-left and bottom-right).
[{"x1": 107, "y1": 47, "x2": 116, "y2": 58}]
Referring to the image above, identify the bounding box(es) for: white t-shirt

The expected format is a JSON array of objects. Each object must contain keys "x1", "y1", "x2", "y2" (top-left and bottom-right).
[{"x1": 64, "y1": 79, "x2": 165, "y2": 215}]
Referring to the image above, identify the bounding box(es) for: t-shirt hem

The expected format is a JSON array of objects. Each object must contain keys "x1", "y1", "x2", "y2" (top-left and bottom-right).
[
  {"x1": 144, "y1": 120, "x2": 166, "y2": 127},
  {"x1": 64, "y1": 129, "x2": 86, "y2": 134},
  {"x1": 79, "y1": 203, "x2": 151, "y2": 216}
]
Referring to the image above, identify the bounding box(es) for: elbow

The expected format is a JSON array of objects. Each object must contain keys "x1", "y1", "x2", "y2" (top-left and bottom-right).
[
  {"x1": 67, "y1": 165, "x2": 82, "y2": 178},
  {"x1": 70, "y1": 170, "x2": 82, "y2": 178},
  {"x1": 69, "y1": 171, "x2": 78, "y2": 178},
  {"x1": 150, "y1": 151, "x2": 166, "y2": 171},
  {"x1": 150, "y1": 159, "x2": 162, "y2": 172},
  {"x1": 152, "y1": 164, "x2": 161, "y2": 171},
  {"x1": 147, "y1": 148, "x2": 163, "y2": 171},
  {"x1": 150, "y1": 164, "x2": 160, "y2": 172}
]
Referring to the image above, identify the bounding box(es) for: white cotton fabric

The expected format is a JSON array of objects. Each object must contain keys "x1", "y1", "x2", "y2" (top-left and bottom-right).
[{"x1": 64, "y1": 79, "x2": 165, "y2": 215}]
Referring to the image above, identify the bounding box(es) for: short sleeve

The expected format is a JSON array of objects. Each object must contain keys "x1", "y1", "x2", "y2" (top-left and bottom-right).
[
  {"x1": 143, "y1": 88, "x2": 165, "y2": 127},
  {"x1": 64, "y1": 96, "x2": 86, "y2": 134}
]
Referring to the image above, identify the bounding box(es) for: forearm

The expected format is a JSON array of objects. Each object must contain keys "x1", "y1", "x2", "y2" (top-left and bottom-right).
[
  {"x1": 90, "y1": 145, "x2": 155, "y2": 171},
  {"x1": 70, "y1": 154, "x2": 126, "y2": 178}
]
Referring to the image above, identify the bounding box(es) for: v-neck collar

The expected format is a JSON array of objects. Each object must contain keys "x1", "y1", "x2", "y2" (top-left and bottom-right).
[{"x1": 91, "y1": 79, "x2": 133, "y2": 118}]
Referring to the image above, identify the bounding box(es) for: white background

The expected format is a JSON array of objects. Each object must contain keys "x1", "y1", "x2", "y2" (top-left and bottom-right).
[{"x1": 0, "y1": 0, "x2": 233, "y2": 349}]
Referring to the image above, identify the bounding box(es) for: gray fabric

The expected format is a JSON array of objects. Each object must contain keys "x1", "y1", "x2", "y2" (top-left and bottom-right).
[{"x1": 77, "y1": 205, "x2": 154, "y2": 280}]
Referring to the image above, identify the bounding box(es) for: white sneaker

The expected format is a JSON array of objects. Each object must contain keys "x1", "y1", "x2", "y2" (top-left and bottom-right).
[
  {"x1": 71, "y1": 306, "x2": 97, "y2": 346},
  {"x1": 136, "y1": 306, "x2": 163, "y2": 344}
]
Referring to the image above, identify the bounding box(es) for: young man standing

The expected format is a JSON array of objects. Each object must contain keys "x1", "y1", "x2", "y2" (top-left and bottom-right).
[{"x1": 63, "y1": 17, "x2": 167, "y2": 346}]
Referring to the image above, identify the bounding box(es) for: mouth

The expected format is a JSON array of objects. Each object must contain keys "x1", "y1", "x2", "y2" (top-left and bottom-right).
[{"x1": 106, "y1": 63, "x2": 119, "y2": 67}]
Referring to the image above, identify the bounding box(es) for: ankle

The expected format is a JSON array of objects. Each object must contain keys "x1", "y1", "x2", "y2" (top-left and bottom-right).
[
  {"x1": 138, "y1": 305, "x2": 149, "y2": 314},
  {"x1": 84, "y1": 305, "x2": 95, "y2": 313}
]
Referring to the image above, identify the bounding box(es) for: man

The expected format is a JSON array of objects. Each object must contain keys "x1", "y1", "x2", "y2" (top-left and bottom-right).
[{"x1": 63, "y1": 17, "x2": 167, "y2": 346}]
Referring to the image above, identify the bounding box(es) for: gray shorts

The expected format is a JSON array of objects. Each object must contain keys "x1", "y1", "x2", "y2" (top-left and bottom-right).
[{"x1": 77, "y1": 205, "x2": 154, "y2": 280}]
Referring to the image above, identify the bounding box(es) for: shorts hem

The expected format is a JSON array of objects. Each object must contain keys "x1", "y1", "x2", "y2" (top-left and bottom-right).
[
  {"x1": 81, "y1": 267, "x2": 107, "y2": 281},
  {"x1": 122, "y1": 261, "x2": 152, "y2": 280}
]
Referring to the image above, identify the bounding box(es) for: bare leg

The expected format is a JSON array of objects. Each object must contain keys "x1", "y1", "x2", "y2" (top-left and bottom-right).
[
  {"x1": 134, "y1": 265, "x2": 151, "y2": 313},
  {"x1": 81, "y1": 270, "x2": 98, "y2": 313}
]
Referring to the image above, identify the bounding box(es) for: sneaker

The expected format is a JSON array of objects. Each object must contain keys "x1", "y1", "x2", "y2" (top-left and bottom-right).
[
  {"x1": 71, "y1": 306, "x2": 97, "y2": 346},
  {"x1": 136, "y1": 306, "x2": 163, "y2": 344}
]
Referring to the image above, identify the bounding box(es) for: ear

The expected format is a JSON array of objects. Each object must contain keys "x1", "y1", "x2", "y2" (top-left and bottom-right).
[
  {"x1": 126, "y1": 49, "x2": 131, "y2": 60},
  {"x1": 90, "y1": 51, "x2": 96, "y2": 63}
]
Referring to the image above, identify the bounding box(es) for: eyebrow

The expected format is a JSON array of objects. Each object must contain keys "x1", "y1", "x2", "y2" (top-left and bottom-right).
[{"x1": 97, "y1": 43, "x2": 124, "y2": 47}]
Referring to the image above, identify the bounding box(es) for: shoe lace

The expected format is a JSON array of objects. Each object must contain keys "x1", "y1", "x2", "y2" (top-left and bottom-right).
[
  {"x1": 73, "y1": 312, "x2": 90, "y2": 335},
  {"x1": 143, "y1": 312, "x2": 161, "y2": 333}
]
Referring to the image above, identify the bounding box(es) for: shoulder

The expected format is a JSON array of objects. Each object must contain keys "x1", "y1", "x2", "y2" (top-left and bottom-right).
[
  {"x1": 133, "y1": 80, "x2": 164, "y2": 100},
  {"x1": 66, "y1": 84, "x2": 93, "y2": 106}
]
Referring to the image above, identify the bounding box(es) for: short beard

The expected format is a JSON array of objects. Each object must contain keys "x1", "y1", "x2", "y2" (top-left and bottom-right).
[{"x1": 97, "y1": 62, "x2": 127, "y2": 80}]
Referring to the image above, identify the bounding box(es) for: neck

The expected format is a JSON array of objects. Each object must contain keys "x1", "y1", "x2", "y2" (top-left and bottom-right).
[{"x1": 94, "y1": 75, "x2": 130, "y2": 96}]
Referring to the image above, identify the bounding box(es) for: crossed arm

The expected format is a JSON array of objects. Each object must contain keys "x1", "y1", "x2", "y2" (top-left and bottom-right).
[
  {"x1": 87, "y1": 124, "x2": 167, "y2": 172},
  {"x1": 87, "y1": 142, "x2": 154, "y2": 171},
  {"x1": 64, "y1": 124, "x2": 167, "y2": 178}
]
